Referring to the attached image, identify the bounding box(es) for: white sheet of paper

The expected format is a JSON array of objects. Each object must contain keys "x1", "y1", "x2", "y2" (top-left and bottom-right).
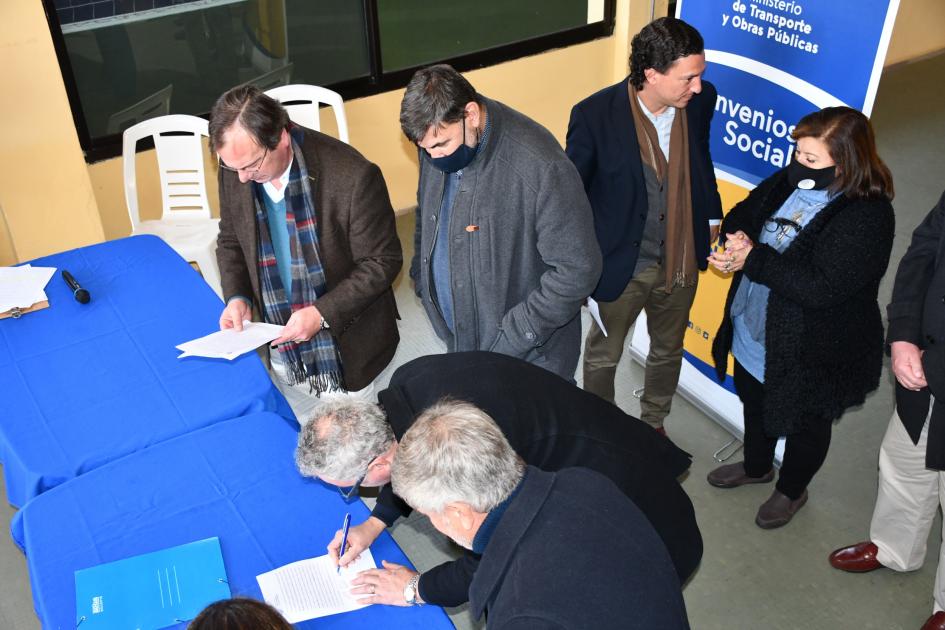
[
  {"x1": 0, "y1": 265, "x2": 56, "y2": 313},
  {"x1": 176, "y1": 321, "x2": 285, "y2": 360},
  {"x1": 586, "y1": 297, "x2": 608, "y2": 337},
  {"x1": 256, "y1": 550, "x2": 376, "y2": 623}
]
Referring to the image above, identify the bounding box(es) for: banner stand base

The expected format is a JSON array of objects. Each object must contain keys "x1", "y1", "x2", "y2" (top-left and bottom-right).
[{"x1": 713, "y1": 438, "x2": 743, "y2": 463}]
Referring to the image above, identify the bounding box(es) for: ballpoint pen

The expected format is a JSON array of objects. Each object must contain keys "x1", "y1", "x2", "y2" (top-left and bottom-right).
[{"x1": 337, "y1": 513, "x2": 351, "y2": 574}]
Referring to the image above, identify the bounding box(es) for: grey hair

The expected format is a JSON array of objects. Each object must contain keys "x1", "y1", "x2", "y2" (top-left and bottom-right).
[
  {"x1": 295, "y1": 399, "x2": 394, "y2": 480},
  {"x1": 391, "y1": 399, "x2": 525, "y2": 514},
  {"x1": 399, "y1": 64, "x2": 481, "y2": 143}
]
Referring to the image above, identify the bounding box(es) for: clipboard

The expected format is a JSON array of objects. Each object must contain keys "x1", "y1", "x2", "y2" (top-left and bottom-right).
[
  {"x1": 0, "y1": 264, "x2": 56, "y2": 319},
  {"x1": 0, "y1": 299, "x2": 49, "y2": 320}
]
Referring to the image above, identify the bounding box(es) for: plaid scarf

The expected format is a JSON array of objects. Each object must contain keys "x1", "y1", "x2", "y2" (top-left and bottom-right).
[{"x1": 255, "y1": 126, "x2": 345, "y2": 394}]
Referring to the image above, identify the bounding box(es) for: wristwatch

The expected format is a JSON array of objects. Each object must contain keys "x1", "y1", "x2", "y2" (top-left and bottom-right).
[
  {"x1": 319, "y1": 316, "x2": 330, "y2": 331},
  {"x1": 404, "y1": 573, "x2": 422, "y2": 606}
]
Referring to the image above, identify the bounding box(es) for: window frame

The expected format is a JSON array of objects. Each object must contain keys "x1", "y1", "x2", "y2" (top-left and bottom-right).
[{"x1": 42, "y1": 0, "x2": 615, "y2": 163}]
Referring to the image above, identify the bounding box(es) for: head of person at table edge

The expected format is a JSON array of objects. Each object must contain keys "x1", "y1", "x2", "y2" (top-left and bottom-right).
[
  {"x1": 209, "y1": 85, "x2": 292, "y2": 188},
  {"x1": 296, "y1": 398, "x2": 515, "y2": 547},
  {"x1": 189, "y1": 596, "x2": 291, "y2": 630}
]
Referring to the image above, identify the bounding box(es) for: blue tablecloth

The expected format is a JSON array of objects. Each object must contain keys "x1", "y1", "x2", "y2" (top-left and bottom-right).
[
  {"x1": 11, "y1": 412, "x2": 454, "y2": 629},
  {"x1": 0, "y1": 235, "x2": 292, "y2": 506}
]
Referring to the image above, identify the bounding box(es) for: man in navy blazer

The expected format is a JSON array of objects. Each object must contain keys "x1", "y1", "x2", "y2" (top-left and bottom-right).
[
  {"x1": 566, "y1": 17, "x2": 722, "y2": 433},
  {"x1": 388, "y1": 399, "x2": 690, "y2": 629}
]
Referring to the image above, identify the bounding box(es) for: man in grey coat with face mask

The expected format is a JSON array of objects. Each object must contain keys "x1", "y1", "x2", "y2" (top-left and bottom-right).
[{"x1": 401, "y1": 64, "x2": 602, "y2": 381}]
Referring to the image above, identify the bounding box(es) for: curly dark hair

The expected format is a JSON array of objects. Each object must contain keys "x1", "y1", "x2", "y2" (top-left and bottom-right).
[{"x1": 629, "y1": 17, "x2": 704, "y2": 89}]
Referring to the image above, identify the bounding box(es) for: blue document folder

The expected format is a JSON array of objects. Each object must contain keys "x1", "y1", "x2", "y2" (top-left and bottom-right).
[{"x1": 74, "y1": 537, "x2": 231, "y2": 629}]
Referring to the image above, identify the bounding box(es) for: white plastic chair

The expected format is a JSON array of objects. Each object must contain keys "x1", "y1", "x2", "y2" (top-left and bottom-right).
[
  {"x1": 122, "y1": 114, "x2": 223, "y2": 299},
  {"x1": 266, "y1": 84, "x2": 350, "y2": 144}
]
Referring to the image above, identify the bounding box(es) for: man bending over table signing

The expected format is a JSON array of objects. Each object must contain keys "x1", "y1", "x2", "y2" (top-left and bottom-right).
[
  {"x1": 383, "y1": 401, "x2": 690, "y2": 628},
  {"x1": 211, "y1": 85, "x2": 401, "y2": 420},
  {"x1": 294, "y1": 351, "x2": 702, "y2": 609}
]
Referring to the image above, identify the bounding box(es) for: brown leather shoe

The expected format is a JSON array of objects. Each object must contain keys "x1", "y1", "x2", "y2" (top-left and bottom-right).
[
  {"x1": 828, "y1": 541, "x2": 883, "y2": 573},
  {"x1": 921, "y1": 611, "x2": 945, "y2": 630},
  {"x1": 755, "y1": 489, "x2": 808, "y2": 529},
  {"x1": 707, "y1": 462, "x2": 775, "y2": 488}
]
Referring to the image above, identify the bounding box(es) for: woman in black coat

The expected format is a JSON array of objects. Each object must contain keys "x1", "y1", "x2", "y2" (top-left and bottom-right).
[{"x1": 706, "y1": 107, "x2": 895, "y2": 528}]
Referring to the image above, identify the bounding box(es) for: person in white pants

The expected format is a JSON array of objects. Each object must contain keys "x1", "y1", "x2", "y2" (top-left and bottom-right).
[{"x1": 828, "y1": 191, "x2": 945, "y2": 630}]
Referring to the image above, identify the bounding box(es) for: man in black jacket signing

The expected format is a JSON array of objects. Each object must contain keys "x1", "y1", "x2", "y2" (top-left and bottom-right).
[{"x1": 295, "y1": 351, "x2": 701, "y2": 607}]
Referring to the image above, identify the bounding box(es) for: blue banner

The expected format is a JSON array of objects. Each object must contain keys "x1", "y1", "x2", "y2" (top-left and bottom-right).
[
  {"x1": 709, "y1": 63, "x2": 822, "y2": 184},
  {"x1": 682, "y1": 0, "x2": 895, "y2": 109},
  {"x1": 680, "y1": 0, "x2": 900, "y2": 183}
]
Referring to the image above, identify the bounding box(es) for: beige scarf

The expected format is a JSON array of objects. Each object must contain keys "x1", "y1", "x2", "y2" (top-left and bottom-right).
[{"x1": 628, "y1": 84, "x2": 697, "y2": 290}]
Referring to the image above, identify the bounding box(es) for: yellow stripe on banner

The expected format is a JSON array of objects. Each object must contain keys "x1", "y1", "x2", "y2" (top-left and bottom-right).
[{"x1": 684, "y1": 179, "x2": 752, "y2": 380}]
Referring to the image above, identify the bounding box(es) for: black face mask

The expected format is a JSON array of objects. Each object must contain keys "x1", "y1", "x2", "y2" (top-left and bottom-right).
[
  {"x1": 427, "y1": 118, "x2": 479, "y2": 173},
  {"x1": 787, "y1": 156, "x2": 836, "y2": 190}
]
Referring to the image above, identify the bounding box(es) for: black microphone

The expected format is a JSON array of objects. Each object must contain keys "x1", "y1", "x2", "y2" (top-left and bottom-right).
[{"x1": 62, "y1": 270, "x2": 90, "y2": 304}]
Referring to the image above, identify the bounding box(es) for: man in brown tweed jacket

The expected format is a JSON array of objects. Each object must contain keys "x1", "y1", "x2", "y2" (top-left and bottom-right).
[{"x1": 211, "y1": 86, "x2": 401, "y2": 422}]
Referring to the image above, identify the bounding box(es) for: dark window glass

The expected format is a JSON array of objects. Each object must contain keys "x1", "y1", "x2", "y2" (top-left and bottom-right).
[
  {"x1": 60, "y1": 0, "x2": 369, "y2": 137},
  {"x1": 44, "y1": 0, "x2": 613, "y2": 160},
  {"x1": 378, "y1": 0, "x2": 598, "y2": 71}
]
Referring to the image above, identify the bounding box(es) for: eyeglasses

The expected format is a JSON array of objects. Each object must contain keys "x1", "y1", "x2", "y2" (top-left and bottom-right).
[
  {"x1": 218, "y1": 147, "x2": 268, "y2": 176},
  {"x1": 764, "y1": 216, "x2": 801, "y2": 244},
  {"x1": 336, "y1": 473, "x2": 367, "y2": 502}
]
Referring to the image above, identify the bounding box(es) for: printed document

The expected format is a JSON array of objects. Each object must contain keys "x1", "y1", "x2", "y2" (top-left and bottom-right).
[
  {"x1": 176, "y1": 321, "x2": 284, "y2": 360},
  {"x1": 0, "y1": 265, "x2": 55, "y2": 313},
  {"x1": 586, "y1": 297, "x2": 608, "y2": 337},
  {"x1": 257, "y1": 550, "x2": 376, "y2": 623}
]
